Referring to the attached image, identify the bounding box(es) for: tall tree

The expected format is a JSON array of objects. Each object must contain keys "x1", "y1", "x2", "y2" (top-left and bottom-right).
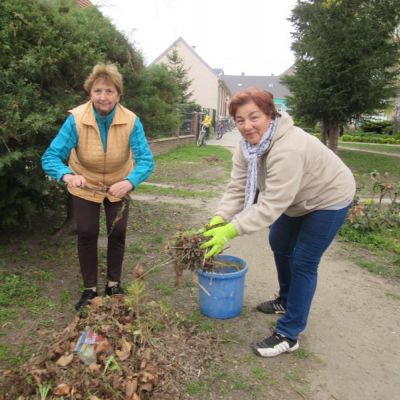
[
  {"x1": 165, "y1": 48, "x2": 193, "y2": 104},
  {"x1": 283, "y1": 0, "x2": 400, "y2": 152},
  {"x1": 164, "y1": 48, "x2": 201, "y2": 118},
  {"x1": 133, "y1": 64, "x2": 183, "y2": 136}
]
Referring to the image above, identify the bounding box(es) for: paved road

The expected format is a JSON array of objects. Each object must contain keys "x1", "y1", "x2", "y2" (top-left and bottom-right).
[{"x1": 206, "y1": 129, "x2": 241, "y2": 149}]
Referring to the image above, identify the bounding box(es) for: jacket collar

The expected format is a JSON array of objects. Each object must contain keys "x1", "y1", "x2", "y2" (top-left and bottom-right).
[{"x1": 81, "y1": 101, "x2": 130, "y2": 126}]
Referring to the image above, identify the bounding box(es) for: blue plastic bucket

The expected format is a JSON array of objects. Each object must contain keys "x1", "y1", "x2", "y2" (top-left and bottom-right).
[{"x1": 197, "y1": 254, "x2": 248, "y2": 319}]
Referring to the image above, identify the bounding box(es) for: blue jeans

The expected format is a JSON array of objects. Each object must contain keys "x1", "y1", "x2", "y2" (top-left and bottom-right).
[{"x1": 268, "y1": 205, "x2": 351, "y2": 340}]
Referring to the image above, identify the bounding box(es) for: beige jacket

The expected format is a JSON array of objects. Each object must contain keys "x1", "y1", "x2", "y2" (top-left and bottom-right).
[
  {"x1": 216, "y1": 112, "x2": 356, "y2": 236},
  {"x1": 68, "y1": 101, "x2": 136, "y2": 203}
]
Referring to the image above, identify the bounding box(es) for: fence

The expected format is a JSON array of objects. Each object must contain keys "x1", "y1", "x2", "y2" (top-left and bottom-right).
[{"x1": 148, "y1": 112, "x2": 208, "y2": 156}]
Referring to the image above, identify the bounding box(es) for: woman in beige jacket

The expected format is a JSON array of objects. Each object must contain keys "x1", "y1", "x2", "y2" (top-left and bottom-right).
[{"x1": 201, "y1": 88, "x2": 355, "y2": 357}]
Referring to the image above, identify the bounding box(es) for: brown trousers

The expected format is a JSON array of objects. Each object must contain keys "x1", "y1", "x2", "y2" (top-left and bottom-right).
[{"x1": 72, "y1": 195, "x2": 129, "y2": 288}]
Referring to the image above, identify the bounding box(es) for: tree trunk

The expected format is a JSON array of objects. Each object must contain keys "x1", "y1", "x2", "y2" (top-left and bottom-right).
[
  {"x1": 328, "y1": 124, "x2": 339, "y2": 153},
  {"x1": 320, "y1": 123, "x2": 329, "y2": 145},
  {"x1": 52, "y1": 194, "x2": 76, "y2": 238},
  {"x1": 320, "y1": 121, "x2": 340, "y2": 153},
  {"x1": 393, "y1": 96, "x2": 400, "y2": 135}
]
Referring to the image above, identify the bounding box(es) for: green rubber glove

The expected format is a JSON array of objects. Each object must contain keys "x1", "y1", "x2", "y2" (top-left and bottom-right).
[
  {"x1": 197, "y1": 215, "x2": 225, "y2": 234},
  {"x1": 200, "y1": 223, "x2": 238, "y2": 258},
  {"x1": 208, "y1": 215, "x2": 225, "y2": 227}
]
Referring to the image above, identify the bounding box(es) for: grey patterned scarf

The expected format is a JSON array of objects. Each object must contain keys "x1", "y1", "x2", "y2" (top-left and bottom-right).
[{"x1": 242, "y1": 119, "x2": 278, "y2": 209}]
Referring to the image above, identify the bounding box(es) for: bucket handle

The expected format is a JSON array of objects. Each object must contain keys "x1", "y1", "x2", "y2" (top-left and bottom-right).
[{"x1": 194, "y1": 274, "x2": 211, "y2": 296}]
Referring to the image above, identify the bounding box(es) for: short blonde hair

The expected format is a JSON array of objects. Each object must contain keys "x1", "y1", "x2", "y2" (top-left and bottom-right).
[{"x1": 83, "y1": 63, "x2": 123, "y2": 95}]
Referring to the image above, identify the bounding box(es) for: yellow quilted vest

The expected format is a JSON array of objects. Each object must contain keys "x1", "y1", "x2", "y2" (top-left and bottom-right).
[{"x1": 68, "y1": 101, "x2": 136, "y2": 203}]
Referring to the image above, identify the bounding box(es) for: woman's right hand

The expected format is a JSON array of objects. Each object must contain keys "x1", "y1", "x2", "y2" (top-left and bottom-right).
[{"x1": 62, "y1": 174, "x2": 87, "y2": 188}]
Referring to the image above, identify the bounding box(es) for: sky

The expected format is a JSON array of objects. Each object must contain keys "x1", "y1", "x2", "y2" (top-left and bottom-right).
[{"x1": 91, "y1": 0, "x2": 298, "y2": 76}]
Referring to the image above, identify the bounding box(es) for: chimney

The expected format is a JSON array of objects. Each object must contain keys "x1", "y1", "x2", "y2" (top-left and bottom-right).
[{"x1": 241, "y1": 72, "x2": 245, "y2": 76}]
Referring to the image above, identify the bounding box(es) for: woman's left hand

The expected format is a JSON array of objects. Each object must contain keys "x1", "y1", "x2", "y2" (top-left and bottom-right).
[
  {"x1": 108, "y1": 180, "x2": 133, "y2": 198},
  {"x1": 200, "y1": 223, "x2": 238, "y2": 258}
]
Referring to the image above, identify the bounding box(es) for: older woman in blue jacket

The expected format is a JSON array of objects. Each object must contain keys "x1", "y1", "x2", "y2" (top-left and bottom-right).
[{"x1": 42, "y1": 63, "x2": 154, "y2": 310}]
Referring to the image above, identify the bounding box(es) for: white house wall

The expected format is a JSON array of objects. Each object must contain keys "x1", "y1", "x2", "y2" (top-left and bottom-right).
[{"x1": 155, "y1": 40, "x2": 219, "y2": 111}]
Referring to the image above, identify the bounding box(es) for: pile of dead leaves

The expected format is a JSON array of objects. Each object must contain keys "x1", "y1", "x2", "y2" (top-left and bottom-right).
[{"x1": 1, "y1": 293, "x2": 218, "y2": 399}]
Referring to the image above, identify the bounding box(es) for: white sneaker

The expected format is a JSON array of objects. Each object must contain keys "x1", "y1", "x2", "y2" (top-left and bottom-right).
[{"x1": 252, "y1": 332, "x2": 299, "y2": 357}]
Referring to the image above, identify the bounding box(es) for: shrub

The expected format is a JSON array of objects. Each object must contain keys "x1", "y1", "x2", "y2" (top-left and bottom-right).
[
  {"x1": 360, "y1": 119, "x2": 393, "y2": 134},
  {"x1": 341, "y1": 134, "x2": 400, "y2": 144},
  {"x1": 0, "y1": 0, "x2": 186, "y2": 230}
]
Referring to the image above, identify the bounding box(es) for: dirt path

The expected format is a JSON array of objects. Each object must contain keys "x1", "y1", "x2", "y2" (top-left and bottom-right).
[{"x1": 337, "y1": 145, "x2": 400, "y2": 157}]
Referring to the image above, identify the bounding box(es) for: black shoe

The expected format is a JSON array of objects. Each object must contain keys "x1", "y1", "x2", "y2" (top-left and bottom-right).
[
  {"x1": 105, "y1": 283, "x2": 125, "y2": 296},
  {"x1": 75, "y1": 289, "x2": 98, "y2": 311},
  {"x1": 256, "y1": 296, "x2": 285, "y2": 314},
  {"x1": 252, "y1": 332, "x2": 299, "y2": 357}
]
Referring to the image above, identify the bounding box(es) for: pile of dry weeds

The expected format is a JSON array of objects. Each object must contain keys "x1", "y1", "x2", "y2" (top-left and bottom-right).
[
  {"x1": 1, "y1": 280, "x2": 218, "y2": 399},
  {"x1": 166, "y1": 228, "x2": 239, "y2": 287}
]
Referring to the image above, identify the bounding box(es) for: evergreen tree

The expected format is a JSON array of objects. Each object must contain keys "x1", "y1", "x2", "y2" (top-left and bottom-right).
[
  {"x1": 164, "y1": 48, "x2": 201, "y2": 117},
  {"x1": 166, "y1": 48, "x2": 193, "y2": 103},
  {"x1": 283, "y1": 0, "x2": 400, "y2": 151}
]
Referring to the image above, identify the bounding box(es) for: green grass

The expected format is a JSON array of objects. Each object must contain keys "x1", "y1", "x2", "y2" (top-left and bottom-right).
[
  {"x1": 127, "y1": 241, "x2": 145, "y2": 255},
  {"x1": 339, "y1": 222, "x2": 400, "y2": 278},
  {"x1": 339, "y1": 149, "x2": 400, "y2": 182},
  {"x1": 354, "y1": 253, "x2": 400, "y2": 278},
  {"x1": 154, "y1": 143, "x2": 232, "y2": 168},
  {"x1": 251, "y1": 366, "x2": 269, "y2": 381},
  {"x1": 0, "y1": 344, "x2": 9, "y2": 362},
  {"x1": 151, "y1": 234, "x2": 164, "y2": 244},
  {"x1": 293, "y1": 348, "x2": 313, "y2": 360},
  {"x1": 184, "y1": 310, "x2": 214, "y2": 332},
  {"x1": 60, "y1": 289, "x2": 71, "y2": 306},
  {"x1": 185, "y1": 381, "x2": 209, "y2": 396},
  {"x1": 339, "y1": 142, "x2": 400, "y2": 155},
  {"x1": 338, "y1": 147, "x2": 400, "y2": 278},
  {"x1": 185, "y1": 362, "x2": 254, "y2": 397},
  {"x1": 0, "y1": 342, "x2": 36, "y2": 368},
  {"x1": 0, "y1": 268, "x2": 68, "y2": 327},
  {"x1": 148, "y1": 144, "x2": 232, "y2": 186},
  {"x1": 338, "y1": 149, "x2": 400, "y2": 198},
  {"x1": 0, "y1": 273, "x2": 41, "y2": 308},
  {"x1": 204, "y1": 363, "x2": 262, "y2": 396},
  {"x1": 155, "y1": 282, "x2": 175, "y2": 296}
]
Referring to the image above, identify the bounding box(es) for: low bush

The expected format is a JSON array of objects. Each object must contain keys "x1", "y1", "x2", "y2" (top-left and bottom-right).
[
  {"x1": 341, "y1": 134, "x2": 400, "y2": 144},
  {"x1": 359, "y1": 119, "x2": 393, "y2": 134},
  {"x1": 340, "y1": 171, "x2": 400, "y2": 277}
]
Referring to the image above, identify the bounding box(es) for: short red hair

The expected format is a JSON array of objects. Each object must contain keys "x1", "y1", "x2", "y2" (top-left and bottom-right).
[{"x1": 228, "y1": 88, "x2": 280, "y2": 119}]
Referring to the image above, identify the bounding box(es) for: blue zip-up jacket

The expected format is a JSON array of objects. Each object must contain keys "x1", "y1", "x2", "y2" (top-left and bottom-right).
[{"x1": 42, "y1": 107, "x2": 154, "y2": 189}]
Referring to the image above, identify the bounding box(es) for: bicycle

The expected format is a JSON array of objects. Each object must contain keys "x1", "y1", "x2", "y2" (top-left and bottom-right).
[
  {"x1": 215, "y1": 117, "x2": 233, "y2": 140},
  {"x1": 197, "y1": 122, "x2": 208, "y2": 147},
  {"x1": 215, "y1": 120, "x2": 223, "y2": 140}
]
